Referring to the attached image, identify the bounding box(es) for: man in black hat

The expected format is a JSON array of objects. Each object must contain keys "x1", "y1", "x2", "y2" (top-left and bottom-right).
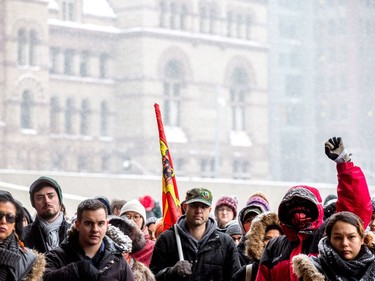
[
  {"x1": 150, "y1": 187, "x2": 240, "y2": 280},
  {"x1": 23, "y1": 176, "x2": 71, "y2": 253}
]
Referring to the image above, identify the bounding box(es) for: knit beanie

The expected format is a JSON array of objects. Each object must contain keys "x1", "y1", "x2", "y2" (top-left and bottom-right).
[
  {"x1": 246, "y1": 192, "x2": 270, "y2": 212},
  {"x1": 120, "y1": 199, "x2": 147, "y2": 226},
  {"x1": 226, "y1": 220, "x2": 242, "y2": 236},
  {"x1": 29, "y1": 176, "x2": 63, "y2": 207},
  {"x1": 214, "y1": 196, "x2": 238, "y2": 218},
  {"x1": 95, "y1": 196, "x2": 111, "y2": 216}
]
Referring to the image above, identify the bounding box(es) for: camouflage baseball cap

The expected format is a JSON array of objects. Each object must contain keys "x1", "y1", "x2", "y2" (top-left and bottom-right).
[{"x1": 185, "y1": 188, "x2": 213, "y2": 206}]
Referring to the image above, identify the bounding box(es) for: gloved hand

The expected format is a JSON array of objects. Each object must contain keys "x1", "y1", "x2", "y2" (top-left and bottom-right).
[
  {"x1": 170, "y1": 260, "x2": 192, "y2": 278},
  {"x1": 74, "y1": 260, "x2": 98, "y2": 281},
  {"x1": 324, "y1": 137, "x2": 351, "y2": 163}
]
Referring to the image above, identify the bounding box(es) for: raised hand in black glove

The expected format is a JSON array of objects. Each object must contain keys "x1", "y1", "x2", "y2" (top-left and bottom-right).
[
  {"x1": 170, "y1": 260, "x2": 192, "y2": 278},
  {"x1": 74, "y1": 260, "x2": 99, "y2": 281},
  {"x1": 324, "y1": 137, "x2": 351, "y2": 163}
]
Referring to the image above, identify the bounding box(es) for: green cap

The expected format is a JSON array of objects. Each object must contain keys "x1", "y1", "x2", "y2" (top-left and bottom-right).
[{"x1": 185, "y1": 188, "x2": 213, "y2": 206}]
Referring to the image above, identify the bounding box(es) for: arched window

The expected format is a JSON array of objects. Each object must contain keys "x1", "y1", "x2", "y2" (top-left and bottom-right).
[
  {"x1": 100, "y1": 101, "x2": 108, "y2": 136},
  {"x1": 80, "y1": 99, "x2": 90, "y2": 135},
  {"x1": 21, "y1": 90, "x2": 32, "y2": 129},
  {"x1": 29, "y1": 30, "x2": 37, "y2": 66},
  {"x1": 65, "y1": 98, "x2": 74, "y2": 134},
  {"x1": 230, "y1": 67, "x2": 248, "y2": 131},
  {"x1": 50, "y1": 97, "x2": 60, "y2": 133},
  {"x1": 17, "y1": 29, "x2": 27, "y2": 65},
  {"x1": 164, "y1": 59, "x2": 184, "y2": 127}
]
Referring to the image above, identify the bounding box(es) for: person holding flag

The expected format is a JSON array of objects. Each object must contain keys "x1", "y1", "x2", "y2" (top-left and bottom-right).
[{"x1": 150, "y1": 187, "x2": 241, "y2": 280}]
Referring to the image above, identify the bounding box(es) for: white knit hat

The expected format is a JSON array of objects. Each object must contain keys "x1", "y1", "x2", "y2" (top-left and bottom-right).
[{"x1": 120, "y1": 199, "x2": 146, "y2": 225}]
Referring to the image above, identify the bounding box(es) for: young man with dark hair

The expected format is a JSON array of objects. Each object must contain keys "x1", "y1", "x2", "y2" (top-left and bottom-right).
[
  {"x1": 24, "y1": 176, "x2": 71, "y2": 253},
  {"x1": 44, "y1": 199, "x2": 134, "y2": 281}
]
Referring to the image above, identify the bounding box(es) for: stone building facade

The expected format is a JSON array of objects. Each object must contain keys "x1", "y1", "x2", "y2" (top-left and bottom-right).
[{"x1": 0, "y1": 0, "x2": 269, "y2": 180}]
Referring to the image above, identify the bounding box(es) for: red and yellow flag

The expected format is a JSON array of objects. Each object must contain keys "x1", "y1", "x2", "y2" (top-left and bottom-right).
[{"x1": 154, "y1": 103, "x2": 182, "y2": 231}]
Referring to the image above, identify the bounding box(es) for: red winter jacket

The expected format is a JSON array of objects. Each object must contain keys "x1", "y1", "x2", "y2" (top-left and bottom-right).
[{"x1": 255, "y1": 162, "x2": 371, "y2": 281}]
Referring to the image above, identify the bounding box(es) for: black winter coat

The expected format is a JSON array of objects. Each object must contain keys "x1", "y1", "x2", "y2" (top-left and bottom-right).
[
  {"x1": 44, "y1": 231, "x2": 134, "y2": 281},
  {"x1": 150, "y1": 216, "x2": 240, "y2": 281}
]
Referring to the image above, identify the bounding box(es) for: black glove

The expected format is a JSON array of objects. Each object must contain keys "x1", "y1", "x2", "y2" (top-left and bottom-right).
[
  {"x1": 74, "y1": 260, "x2": 98, "y2": 281},
  {"x1": 170, "y1": 260, "x2": 192, "y2": 278},
  {"x1": 324, "y1": 137, "x2": 351, "y2": 163}
]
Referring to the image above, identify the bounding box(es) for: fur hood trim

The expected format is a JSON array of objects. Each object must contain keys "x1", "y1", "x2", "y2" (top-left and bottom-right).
[
  {"x1": 108, "y1": 216, "x2": 147, "y2": 254},
  {"x1": 292, "y1": 254, "x2": 325, "y2": 281},
  {"x1": 245, "y1": 212, "x2": 281, "y2": 260},
  {"x1": 132, "y1": 258, "x2": 156, "y2": 281},
  {"x1": 106, "y1": 224, "x2": 133, "y2": 253},
  {"x1": 25, "y1": 249, "x2": 46, "y2": 281}
]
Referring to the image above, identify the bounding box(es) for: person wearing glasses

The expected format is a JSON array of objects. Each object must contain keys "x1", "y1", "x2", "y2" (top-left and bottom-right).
[
  {"x1": 0, "y1": 190, "x2": 45, "y2": 280},
  {"x1": 120, "y1": 199, "x2": 155, "y2": 266}
]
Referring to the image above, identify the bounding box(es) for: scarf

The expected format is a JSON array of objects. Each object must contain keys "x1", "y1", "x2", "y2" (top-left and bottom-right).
[
  {"x1": 131, "y1": 239, "x2": 155, "y2": 267},
  {"x1": 0, "y1": 232, "x2": 21, "y2": 280},
  {"x1": 317, "y1": 237, "x2": 375, "y2": 280},
  {"x1": 38, "y1": 211, "x2": 64, "y2": 251}
]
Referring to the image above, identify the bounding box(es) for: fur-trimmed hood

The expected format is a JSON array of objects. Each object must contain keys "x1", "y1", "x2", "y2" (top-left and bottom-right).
[
  {"x1": 24, "y1": 249, "x2": 46, "y2": 281},
  {"x1": 108, "y1": 216, "x2": 147, "y2": 254},
  {"x1": 245, "y1": 212, "x2": 281, "y2": 261},
  {"x1": 292, "y1": 254, "x2": 325, "y2": 281}
]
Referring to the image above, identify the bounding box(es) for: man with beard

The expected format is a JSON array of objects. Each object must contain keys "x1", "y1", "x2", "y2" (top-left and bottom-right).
[
  {"x1": 150, "y1": 187, "x2": 240, "y2": 280},
  {"x1": 23, "y1": 176, "x2": 71, "y2": 253}
]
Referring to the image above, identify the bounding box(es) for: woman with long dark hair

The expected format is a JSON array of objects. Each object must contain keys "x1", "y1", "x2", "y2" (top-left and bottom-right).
[
  {"x1": 0, "y1": 190, "x2": 45, "y2": 280},
  {"x1": 293, "y1": 211, "x2": 375, "y2": 281}
]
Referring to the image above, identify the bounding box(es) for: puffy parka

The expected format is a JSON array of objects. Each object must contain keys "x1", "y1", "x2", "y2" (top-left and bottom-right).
[
  {"x1": 255, "y1": 162, "x2": 372, "y2": 281},
  {"x1": 150, "y1": 216, "x2": 240, "y2": 281}
]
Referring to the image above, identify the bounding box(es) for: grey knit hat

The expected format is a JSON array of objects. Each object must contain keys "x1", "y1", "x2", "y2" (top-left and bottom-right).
[{"x1": 29, "y1": 176, "x2": 63, "y2": 207}]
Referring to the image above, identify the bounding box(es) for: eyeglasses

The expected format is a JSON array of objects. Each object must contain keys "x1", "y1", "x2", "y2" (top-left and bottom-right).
[
  {"x1": 125, "y1": 214, "x2": 142, "y2": 222},
  {"x1": 0, "y1": 212, "x2": 16, "y2": 224},
  {"x1": 217, "y1": 207, "x2": 233, "y2": 213}
]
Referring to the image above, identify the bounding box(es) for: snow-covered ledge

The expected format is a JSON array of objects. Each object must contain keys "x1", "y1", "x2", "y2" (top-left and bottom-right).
[{"x1": 230, "y1": 131, "x2": 252, "y2": 147}]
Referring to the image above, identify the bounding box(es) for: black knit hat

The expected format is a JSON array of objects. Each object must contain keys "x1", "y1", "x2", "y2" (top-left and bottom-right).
[{"x1": 29, "y1": 176, "x2": 63, "y2": 207}]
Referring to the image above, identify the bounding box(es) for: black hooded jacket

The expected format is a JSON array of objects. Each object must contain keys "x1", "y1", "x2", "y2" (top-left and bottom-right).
[{"x1": 150, "y1": 215, "x2": 240, "y2": 281}]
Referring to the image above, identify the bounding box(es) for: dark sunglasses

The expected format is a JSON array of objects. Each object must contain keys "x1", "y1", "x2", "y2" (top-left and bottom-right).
[{"x1": 0, "y1": 212, "x2": 16, "y2": 224}]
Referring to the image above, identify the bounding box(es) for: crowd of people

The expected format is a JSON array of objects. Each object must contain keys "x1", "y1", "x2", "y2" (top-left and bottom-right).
[{"x1": 1, "y1": 136, "x2": 375, "y2": 280}]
